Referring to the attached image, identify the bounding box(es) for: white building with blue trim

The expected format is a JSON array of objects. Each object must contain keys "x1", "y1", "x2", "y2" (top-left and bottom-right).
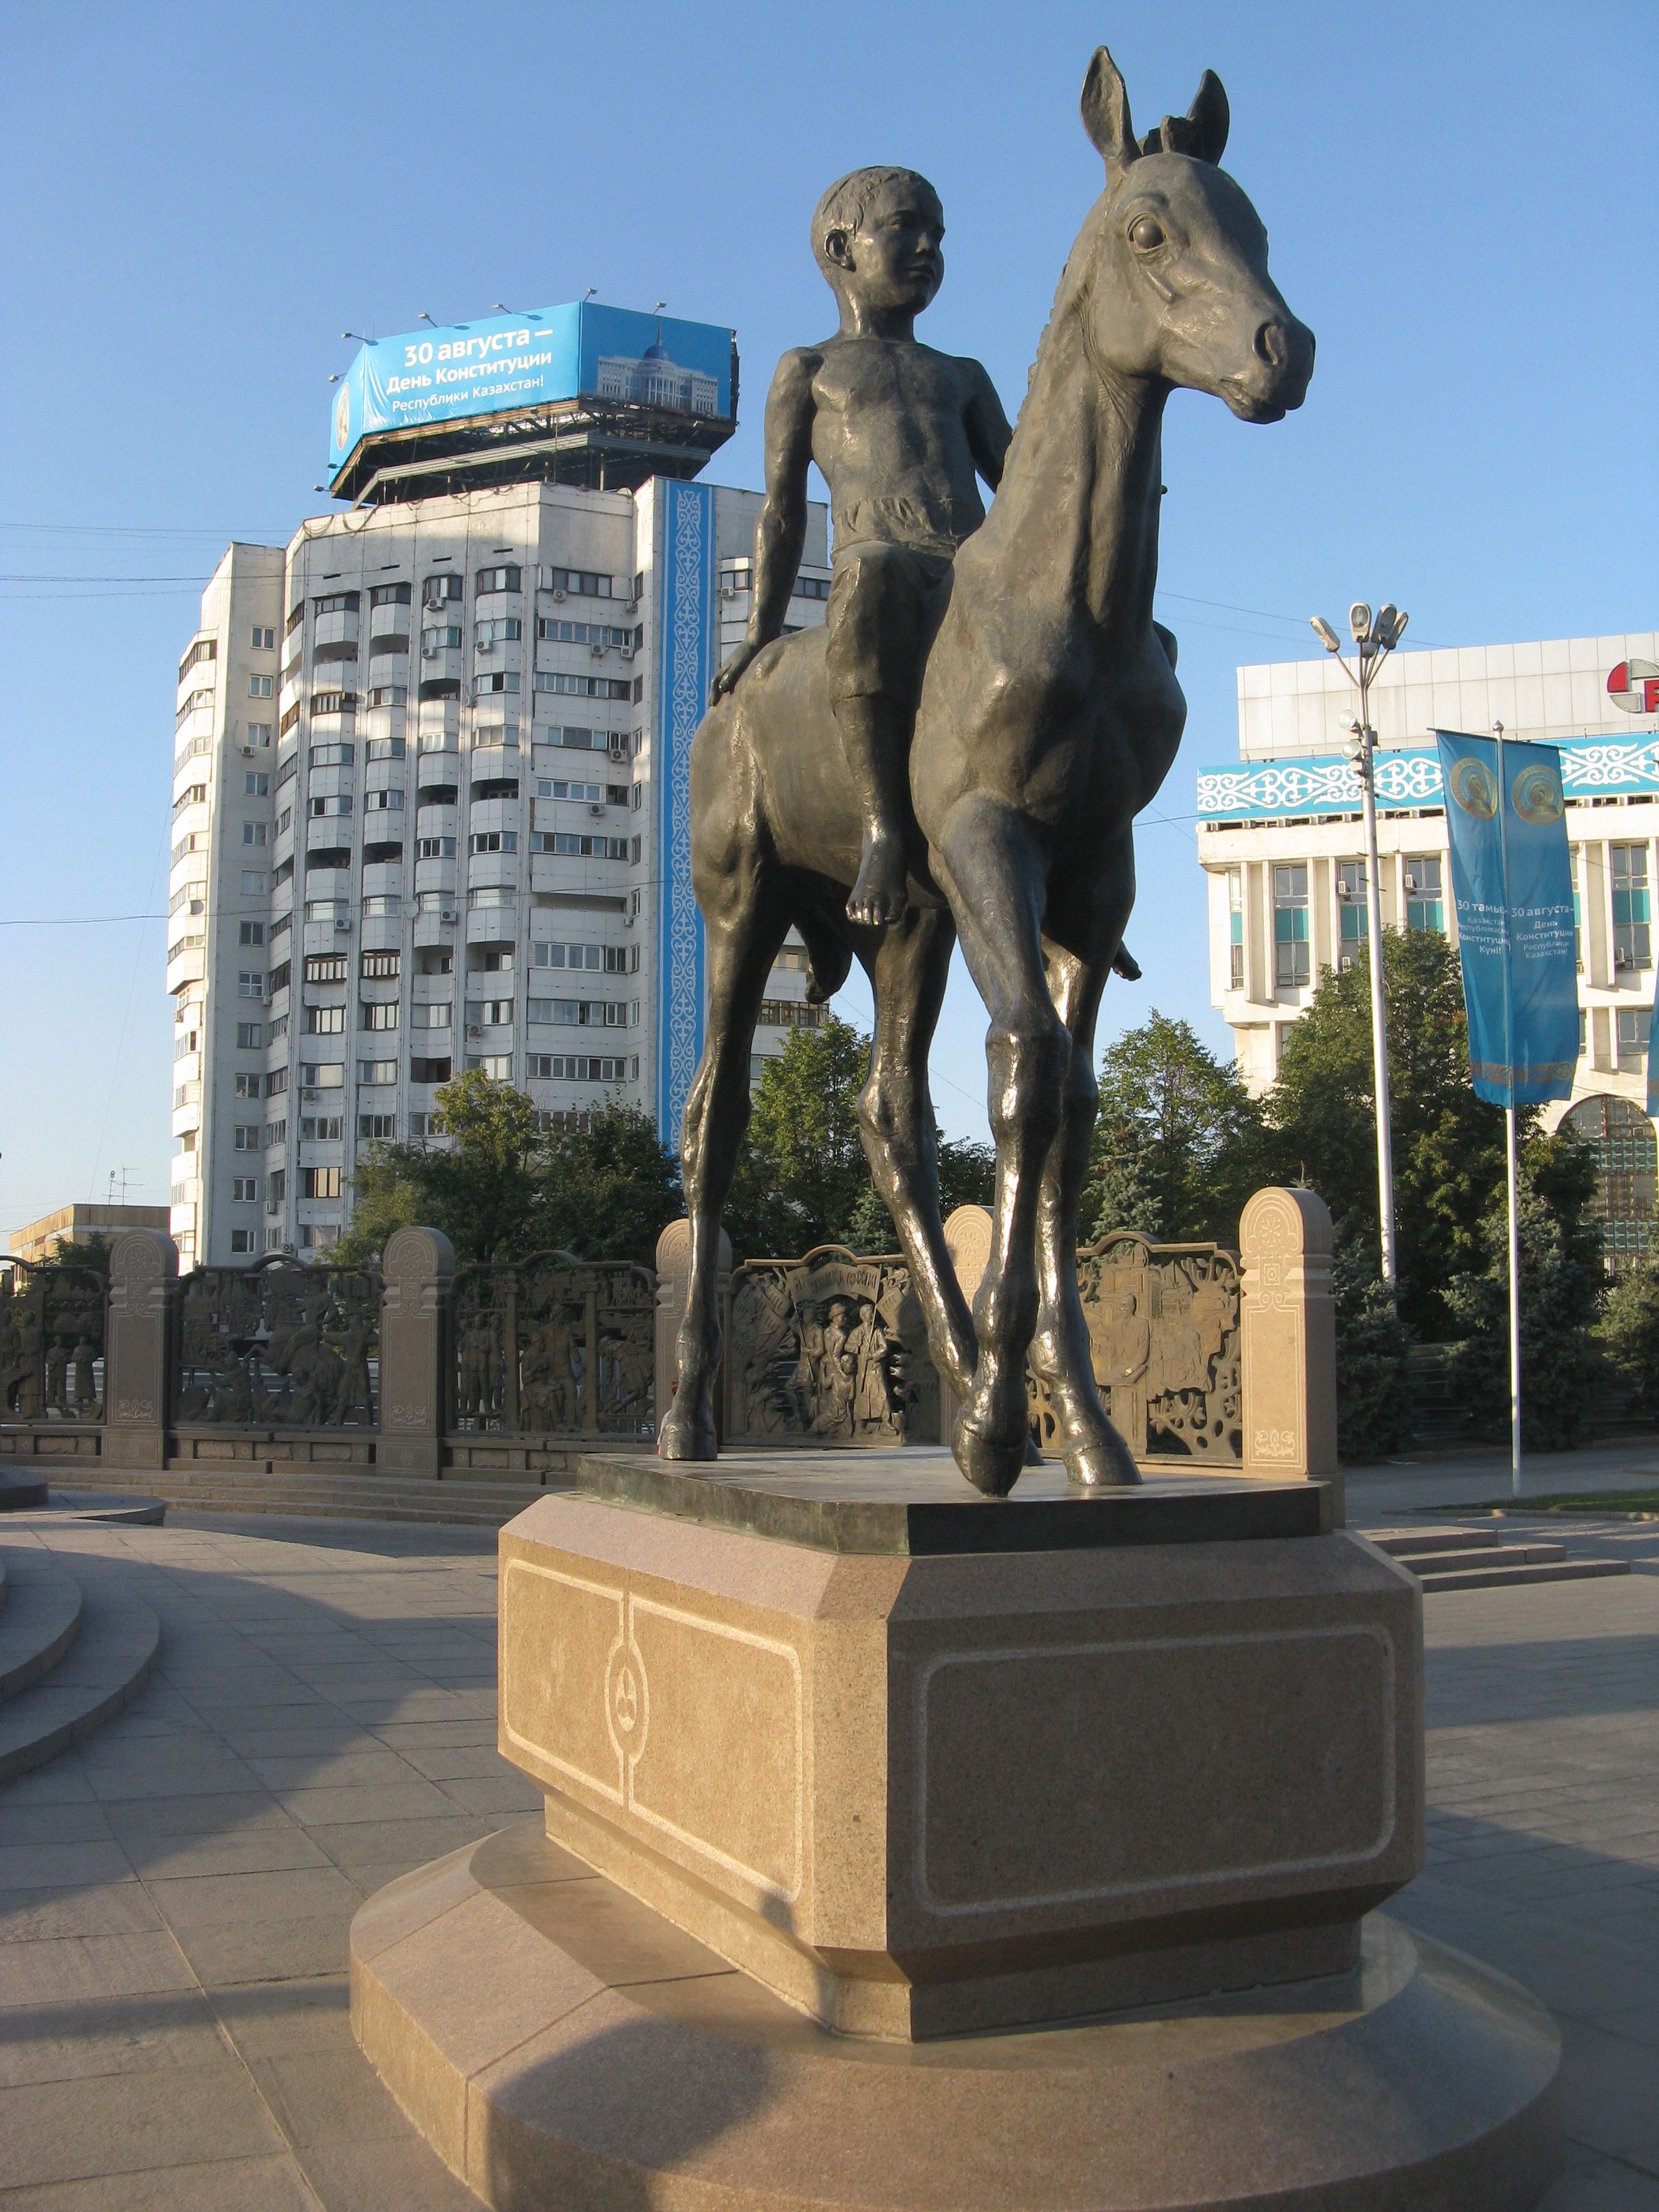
[
  {"x1": 1198, "y1": 630, "x2": 1659, "y2": 1261},
  {"x1": 168, "y1": 474, "x2": 831, "y2": 1265}
]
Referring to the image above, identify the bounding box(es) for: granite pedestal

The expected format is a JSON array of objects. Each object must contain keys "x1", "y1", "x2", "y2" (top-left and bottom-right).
[{"x1": 350, "y1": 1448, "x2": 1560, "y2": 2209}]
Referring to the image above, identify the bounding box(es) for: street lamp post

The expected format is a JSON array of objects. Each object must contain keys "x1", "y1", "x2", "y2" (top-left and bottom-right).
[{"x1": 1310, "y1": 602, "x2": 1411, "y2": 1291}]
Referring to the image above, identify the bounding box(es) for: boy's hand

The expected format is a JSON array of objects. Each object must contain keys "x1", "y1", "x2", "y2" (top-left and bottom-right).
[{"x1": 710, "y1": 641, "x2": 765, "y2": 707}]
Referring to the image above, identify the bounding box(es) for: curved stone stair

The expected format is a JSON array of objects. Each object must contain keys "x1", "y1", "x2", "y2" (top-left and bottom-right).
[
  {"x1": 46, "y1": 1466, "x2": 571, "y2": 1528},
  {"x1": 0, "y1": 1549, "x2": 161, "y2": 1782}
]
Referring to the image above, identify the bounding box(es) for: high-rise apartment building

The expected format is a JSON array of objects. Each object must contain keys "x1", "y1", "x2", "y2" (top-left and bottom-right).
[
  {"x1": 169, "y1": 300, "x2": 832, "y2": 1265},
  {"x1": 1196, "y1": 628, "x2": 1659, "y2": 1259}
]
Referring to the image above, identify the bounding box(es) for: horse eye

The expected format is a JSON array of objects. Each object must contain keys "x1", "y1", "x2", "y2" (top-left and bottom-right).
[{"x1": 1128, "y1": 215, "x2": 1165, "y2": 252}]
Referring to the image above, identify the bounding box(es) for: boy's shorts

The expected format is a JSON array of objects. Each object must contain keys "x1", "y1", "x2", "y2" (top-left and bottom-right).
[{"x1": 824, "y1": 543, "x2": 953, "y2": 708}]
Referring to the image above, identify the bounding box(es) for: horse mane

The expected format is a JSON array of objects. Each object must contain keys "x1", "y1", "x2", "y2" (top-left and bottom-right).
[{"x1": 1000, "y1": 190, "x2": 1115, "y2": 477}]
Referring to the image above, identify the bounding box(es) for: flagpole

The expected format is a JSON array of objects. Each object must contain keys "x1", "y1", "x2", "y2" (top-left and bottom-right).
[{"x1": 1495, "y1": 720, "x2": 1521, "y2": 1500}]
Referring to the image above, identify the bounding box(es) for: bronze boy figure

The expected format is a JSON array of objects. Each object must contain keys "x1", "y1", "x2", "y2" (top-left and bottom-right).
[{"x1": 711, "y1": 167, "x2": 1014, "y2": 926}]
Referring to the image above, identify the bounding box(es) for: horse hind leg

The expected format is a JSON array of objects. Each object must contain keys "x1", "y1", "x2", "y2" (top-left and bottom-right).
[
  {"x1": 855, "y1": 905, "x2": 977, "y2": 1408},
  {"x1": 659, "y1": 884, "x2": 789, "y2": 1461}
]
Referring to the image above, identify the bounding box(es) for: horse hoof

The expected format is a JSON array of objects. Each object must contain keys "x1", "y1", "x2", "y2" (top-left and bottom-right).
[
  {"x1": 952, "y1": 1414, "x2": 1025, "y2": 1498},
  {"x1": 1065, "y1": 1433, "x2": 1142, "y2": 1488},
  {"x1": 658, "y1": 1410, "x2": 717, "y2": 1462}
]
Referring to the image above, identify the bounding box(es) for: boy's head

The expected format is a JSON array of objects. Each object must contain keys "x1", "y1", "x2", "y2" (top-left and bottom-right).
[{"x1": 811, "y1": 167, "x2": 944, "y2": 317}]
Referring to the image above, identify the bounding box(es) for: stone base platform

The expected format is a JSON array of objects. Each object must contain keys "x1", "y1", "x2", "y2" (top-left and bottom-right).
[{"x1": 350, "y1": 1821, "x2": 1561, "y2": 2212}]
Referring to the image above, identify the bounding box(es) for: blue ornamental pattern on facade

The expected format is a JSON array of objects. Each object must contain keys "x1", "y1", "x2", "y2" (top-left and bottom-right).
[
  {"x1": 655, "y1": 479, "x2": 712, "y2": 1139},
  {"x1": 1198, "y1": 733, "x2": 1659, "y2": 823}
]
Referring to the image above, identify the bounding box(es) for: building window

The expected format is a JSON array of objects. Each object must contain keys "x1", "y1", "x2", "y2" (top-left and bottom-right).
[
  {"x1": 310, "y1": 795, "x2": 352, "y2": 818},
  {"x1": 1273, "y1": 865, "x2": 1309, "y2": 987},
  {"x1": 309, "y1": 741, "x2": 355, "y2": 769},
  {"x1": 469, "y1": 999, "x2": 514, "y2": 1027},
  {"x1": 363, "y1": 788, "x2": 404, "y2": 812},
  {"x1": 237, "y1": 971, "x2": 264, "y2": 998},
  {"x1": 268, "y1": 1166, "x2": 286, "y2": 1198},
  {"x1": 266, "y1": 1069, "x2": 288, "y2": 1097},
  {"x1": 304, "y1": 954, "x2": 348, "y2": 983},
  {"x1": 244, "y1": 772, "x2": 269, "y2": 798},
  {"x1": 1562, "y1": 1094, "x2": 1658, "y2": 1266},
  {"x1": 1570, "y1": 847, "x2": 1583, "y2": 971},
  {"x1": 361, "y1": 1002, "x2": 399, "y2": 1030},
  {"x1": 535, "y1": 618, "x2": 632, "y2": 649},
  {"x1": 359, "y1": 1114, "x2": 397, "y2": 1139},
  {"x1": 250, "y1": 626, "x2": 276, "y2": 651},
  {"x1": 424, "y1": 573, "x2": 463, "y2": 608},
  {"x1": 247, "y1": 722, "x2": 273, "y2": 747},
  {"x1": 239, "y1": 922, "x2": 264, "y2": 946},
  {"x1": 417, "y1": 836, "x2": 457, "y2": 859},
  {"x1": 361, "y1": 951, "x2": 401, "y2": 981},
  {"x1": 466, "y1": 1054, "x2": 514, "y2": 1078},
  {"x1": 178, "y1": 637, "x2": 217, "y2": 680},
  {"x1": 358, "y1": 1059, "x2": 398, "y2": 1085},
  {"x1": 268, "y1": 960, "x2": 291, "y2": 994},
  {"x1": 1404, "y1": 857, "x2": 1445, "y2": 934},
  {"x1": 302, "y1": 1167, "x2": 343, "y2": 1200},
  {"x1": 529, "y1": 832, "x2": 628, "y2": 859},
  {"x1": 301, "y1": 1117, "x2": 343, "y2": 1141},
  {"x1": 1612, "y1": 844, "x2": 1652, "y2": 970},
  {"x1": 409, "y1": 1113, "x2": 440, "y2": 1137},
  {"x1": 411, "y1": 1056, "x2": 453, "y2": 1084},
  {"x1": 476, "y1": 617, "x2": 522, "y2": 646},
  {"x1": 312, "y1": 592, "x2": 360, "y2": 615},
  {"x1": 365, "y1": 737, "x2": 407, "y2": 763},
  {"x1": 367, "y1": 685, "x2": 408, "y2": 708},
  {"x1": 232, "y1": 1124, "x2": 260, "y2": 1150},
  {"x1": 538, "y1": 567, "x2": 613, "y2": 598},
  {"x1": 1223, "y1": 867, "x2": 1245, "y2": 989},
  {"x1": 230, "y1": 1229, "x2": 257, "y2": 1254},
  {"x1": 469, "y1": 830, "x2": 516, "y2": 854},
  {"x1": 234, "y1": 1073, "x2": 260, "y2": 1099},
  {"x1": 1617, "y1": 1008, "x2": 1648, "y2": 1072},
  {"x1": 422, "y1": 624, "x2": 464, "y2": 656},
  {"x1": 305, "y1": 1005, "x2": 346, "y2": 1035},
  {"x1": 536, "y1": 777, "x2": 606, "y2": 803},
  {"x1": 232, "y1": 1177, "x2": 260, "y2": 1202},
  {"x1": 474, "y1": 672, "x2": 520, "y2": 699},
  {"x1": 1336, "y1": 862, "x2": 1368, "y2": 966},
  {"x1": 476, "y1": 565, "x2": 522, "y2": 596},
  {"x1": 411, "y1": 1002, "x2": 451, "y2": 1029},
  {"x1": 526, "y1": 1052, "x2": 634, "y2": 1081},
  {"x1": 248, "y1": 674, "x2": 273, "y2": 699},
  {"x1": 243, "y1": 822, "x2": 268, "y2": 846},
  {"x1": 371, "y1": 583, "x2": 411, "y2": 607},
  {"x1": 236, "y1": 1021, "x2": 262, "y2": 1049}
]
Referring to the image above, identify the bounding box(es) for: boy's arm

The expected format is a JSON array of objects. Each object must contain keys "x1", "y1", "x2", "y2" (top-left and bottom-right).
[
  {"x1": 964, "y1": 359, "x2": 1014, "y2": 492},
  {"x1": 710, "y1": 349, "x2": 817, "y2": 704}
]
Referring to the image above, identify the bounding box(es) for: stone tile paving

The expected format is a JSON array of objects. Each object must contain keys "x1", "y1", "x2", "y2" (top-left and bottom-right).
[{"x1": 0, "y1": 1503, "x2": 1655, "y2": 2207}]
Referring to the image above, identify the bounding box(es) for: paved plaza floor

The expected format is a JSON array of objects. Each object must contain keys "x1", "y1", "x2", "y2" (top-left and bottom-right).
[{"x1": 0, "y1": 1486, "x2": 1656, "y2": 2209}]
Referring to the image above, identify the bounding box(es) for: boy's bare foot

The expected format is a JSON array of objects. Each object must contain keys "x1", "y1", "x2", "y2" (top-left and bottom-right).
[{"x1": 846, "y1": 832, "x2": 909, "y2": 928}]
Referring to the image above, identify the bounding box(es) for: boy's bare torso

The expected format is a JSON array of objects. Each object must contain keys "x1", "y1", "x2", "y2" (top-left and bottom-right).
[{"x1": 797, "y1": 333, "x2": 994, "y2": 558}]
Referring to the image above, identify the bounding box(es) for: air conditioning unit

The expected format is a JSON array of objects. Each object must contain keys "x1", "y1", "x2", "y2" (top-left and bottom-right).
[
  {"x1": 476, "y1": 640, "x2": 494, "y2": 656},
  {"x1": 241, "y1": 743, "x2": 256, "y2": 757},
  {"x1": 466, "y1": 1024, "x2": 483, "y2": 1039},
  {"x1": 334, "y1": 919, "x2": 352, "y2": 933},
  {"x1": 588, "y1": 803, "x2": 605, "y2": 818},
  {"x1": 620, "y1": 646, "x2": 636, "y2": 662},
  {"x1": 1403, "y1": 873, "x2": 1419, "y2": 892},
  {"x1": 438, "y1": 907, "x2": 459, "y2": 922},
  {"x1": 551, "y1": 588, "x2": 567, "y2": 602},
  {"x1": 622, "y1": 912, "x2": 634, "y2": 928},
  {"x1": 590, "y1": 642, "x2": 605, "y2": 657},
  {"x1": 1335, "y1": 882, "x2": 1352, "y2": 901},
  {"x1": 1616, "y1": 948, "x2": 1634, "y2": 968}
]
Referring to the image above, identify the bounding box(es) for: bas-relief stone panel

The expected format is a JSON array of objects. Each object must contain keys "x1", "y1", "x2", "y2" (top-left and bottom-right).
[
  {"x1": 726, "y1": 1249, "x2": 939, "y2": 1446},
  {"x1": 914, "y1": 1626, "x2": 1394, "y2": 1915}
]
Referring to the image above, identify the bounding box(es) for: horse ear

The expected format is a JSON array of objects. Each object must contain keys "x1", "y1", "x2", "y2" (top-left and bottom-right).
[
  {"x1": 1080, "y1": 47, "x2": 1138, "y2": 173},
  {"x1": 1187, "y1": 69, "x2": 1229, "y2": 163}
]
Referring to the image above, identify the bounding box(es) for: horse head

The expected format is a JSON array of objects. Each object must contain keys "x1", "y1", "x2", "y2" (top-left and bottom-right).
[{"x1": 1073, "y1": 47, "x2": 1314, "y2": 423}]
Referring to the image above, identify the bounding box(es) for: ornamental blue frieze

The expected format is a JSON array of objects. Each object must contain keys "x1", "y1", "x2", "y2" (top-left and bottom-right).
[{"x1": 1197, "y1": 731, "x2": 1659, "y2": 823}]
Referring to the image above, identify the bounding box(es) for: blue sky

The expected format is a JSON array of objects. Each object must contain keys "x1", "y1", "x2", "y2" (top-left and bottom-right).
[{"x1": 2, "y1": 0, "x2": 1653, "y2": 1237}]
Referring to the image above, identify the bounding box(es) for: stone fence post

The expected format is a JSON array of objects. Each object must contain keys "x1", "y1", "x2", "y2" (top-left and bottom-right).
[
  {"x1": 655, "y1": 1220, "x2": 731, "y2": 1443},
  {"x1": 1239, "y1": 1187, "x2": 1338, "y2": 1490},
  {"x1": 377, "y1": 1227, "x2": 454, "y2": 1479},
  {"x1": 103, "y1": 1230, "x2": 178, "y2": 1471}
]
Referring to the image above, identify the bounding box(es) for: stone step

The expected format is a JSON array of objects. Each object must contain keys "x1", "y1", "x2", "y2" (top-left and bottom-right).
[
  {"x1": 1370, "y1": 1528, "x2": 1503, "y2": 1557},
  {"x1": 0, "y1": 1587, "x2": 161, "y2": 1782},
  {"x1": 1415, "y1": 1558, "x2": 1631, "y2": 1593},
  {"x1": 67, "y1": 1467, "x2": 568, "y2": 1528},
  {"x1": 1399, "y1": 1542, "x2": 1570, "y2": 1575},
  {"x1": 0, "y1": 1556, "x2": 83, "y2": 1704}
]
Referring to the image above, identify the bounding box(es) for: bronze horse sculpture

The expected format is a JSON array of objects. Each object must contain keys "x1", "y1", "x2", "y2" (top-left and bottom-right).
[{"x1": 661, "y1": 47, "x2": 1314, "y2": 1494}]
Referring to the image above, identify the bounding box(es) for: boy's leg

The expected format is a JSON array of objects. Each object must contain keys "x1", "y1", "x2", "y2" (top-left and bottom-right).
[
  {"x1": 825, "y1": 548, "x2": 922, "y2": 928},
  {"x1": 835, "y1": 693, "x2": 911, "y2": 928}
]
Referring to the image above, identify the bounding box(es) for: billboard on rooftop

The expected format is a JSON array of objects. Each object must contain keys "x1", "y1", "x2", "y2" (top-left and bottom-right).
[{"x1": 327, "y1": 302, "x2": 733, "y2": 485}]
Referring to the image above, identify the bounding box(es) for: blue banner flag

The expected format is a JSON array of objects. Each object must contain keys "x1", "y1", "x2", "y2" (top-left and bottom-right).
[{"x1": 1435, "y1": 731, "x2": 1578, "y2": 1107}]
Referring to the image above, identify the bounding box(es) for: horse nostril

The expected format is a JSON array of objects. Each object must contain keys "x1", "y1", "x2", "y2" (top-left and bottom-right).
[{"x1": 1254, "y1": 321, "x2": 1287, "y2": 369}]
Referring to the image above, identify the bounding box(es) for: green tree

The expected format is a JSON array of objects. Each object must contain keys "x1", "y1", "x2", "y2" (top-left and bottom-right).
[
  {"x1": 726, "y1": 1017, "x2": 873, "y2": 1258},
  {"x1": 1265, "y1": 930, "x2": 1511, "y2": 1335},
  {"x1": 1080, "y1": 1012, "x2": 1264, "y2": 1246},
  {"x1": 335, "y1": 1070, "x2": 546, "y2": 1267},
  {"x1": 1331, "y1": 1229, "x2": 1414, "y2": 1463},
  {"x1": 1597, "y1": 1258, "x2": 1659, "y2": 1422},
  {"x1": 539, "y1": 1100, "x2": 681, "y2": 1265},
  {"x1": 1443, "y1": 1132, "x2": 1603, "y2": 1449}
]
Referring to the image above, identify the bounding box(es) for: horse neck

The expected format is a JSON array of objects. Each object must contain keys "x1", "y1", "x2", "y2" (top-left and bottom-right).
[{"x1": 977, "y1": 299, "x2": 1168, "y2": 645}]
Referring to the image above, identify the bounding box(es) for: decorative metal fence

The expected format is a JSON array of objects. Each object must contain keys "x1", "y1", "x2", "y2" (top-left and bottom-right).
[
  {"x1": 724, "y1": 1246, "x2": 940, "y2": 1446},
  {"x1": 1031, "y1": 1230, "x2": 1242, "y2": 1464},
  {"x1": 0, "y1": 1262, "x2": 106, "y2": 1421},
  {"x1": 450, "y1": 1254, "x2": 655, "y2": 1439},
  {"x1": 172, "y1": 1256, "x2": 381, "y2": 1427}
]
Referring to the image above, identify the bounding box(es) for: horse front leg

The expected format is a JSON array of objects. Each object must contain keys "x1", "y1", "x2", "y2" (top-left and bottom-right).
[
  {"x1": 659, "y1": 884, "x2": 786, "y2": 1461},
  {"x1": 1031, "y1": 932, "x2": 1139, "y2": 1486},
  {"x1": 855, "y1": 903, "x2": 977, "y2": 1405},
  {"x1": 933, "y1": 797, "x2": 1070, "y2": 1496}
]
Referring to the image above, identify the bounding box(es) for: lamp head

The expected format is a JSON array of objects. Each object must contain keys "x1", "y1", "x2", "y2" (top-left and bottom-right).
[
  {"x1": 1310, "y1": 615, "x2": 1342, "y2": 653},
  {"x1": 1349, "y1": 602, "x2": 1373, "y2": 646}
]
